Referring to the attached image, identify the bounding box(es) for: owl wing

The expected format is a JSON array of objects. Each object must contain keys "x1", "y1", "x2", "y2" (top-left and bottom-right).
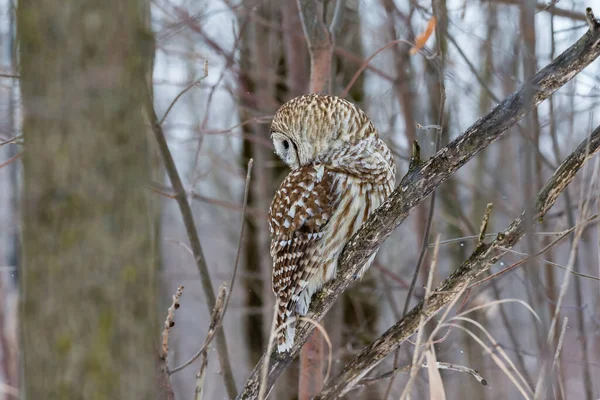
[
  {"x1": 269, "y1": 164, "x2": 336, "y2": 316},
  {"x1": 325, "y1": 137, "x2": 396, "y2": 183}
]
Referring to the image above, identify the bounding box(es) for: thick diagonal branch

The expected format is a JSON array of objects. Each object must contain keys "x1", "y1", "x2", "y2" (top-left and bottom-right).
[
  {"x1": 237, "y1": 9, "x2": 600, "y2": 400},
  {"x1": 318, "y1": 123, "x2": 600, "y2": 399}
]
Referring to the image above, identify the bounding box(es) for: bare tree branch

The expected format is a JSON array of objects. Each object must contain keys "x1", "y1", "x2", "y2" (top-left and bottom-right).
[
  {"x1": 236, "y1": 10, "x2": 600, "y2": 399},
  {"x1": 317, "y1": 122, "x2": 600, "y2": 399},
  {"x1": 492, "y1": 0, "x2": 587, "y2": 22},
  {"x1": 354, "y1": 360, "x2": 487, "y2": 390},
  {"x1": 194, "y1": 285, "x2": 228, "y2": 400},
  {"x1": 157, "y1": 286, "x2": 184, "y2": 400},
  {"x1": 160, "y1": 285, "x2": 184, "y2": 360},
  {"x1": 297, "y1": 0, "x2": 334, "y2": 93},
  {"x1": 145, "y1": 90, "x2": 238, "y2": 398}
]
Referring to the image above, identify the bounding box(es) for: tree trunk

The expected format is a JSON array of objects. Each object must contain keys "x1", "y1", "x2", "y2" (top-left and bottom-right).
[{"x1": 18, "y1": 0, "x2": 158, "y2": 398}]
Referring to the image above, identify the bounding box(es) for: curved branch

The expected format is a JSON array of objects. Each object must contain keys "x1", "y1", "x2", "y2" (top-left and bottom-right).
[
  {"x1": 237, "y1": 8, "x2": 600, "y2": 400},
  {"x1": 145, "y1": 92, "x2": 238, "y2": 398}
]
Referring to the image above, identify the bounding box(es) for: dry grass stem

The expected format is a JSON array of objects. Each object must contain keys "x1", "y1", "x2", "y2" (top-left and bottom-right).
[
  {"x1": 551, "y1": 317, "x2": 568, "y2": 377},
  {"x1": 453, "y1": 314, "x2": 533, "y2": 393},
  {"x1": 448, "y1": 323, "x2": 531, "y2": 399},
  {"x1": 400, "y1": 235, "x2": 440, "y2": 400},
  {"x1": 258, "y1": 302, "x2": 280, "y2": 400},
  {"x1": 425, "y1": 348, "x2": 446, "y2": 400}
]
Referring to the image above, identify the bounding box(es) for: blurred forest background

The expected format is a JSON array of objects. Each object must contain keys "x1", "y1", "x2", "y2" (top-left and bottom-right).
[{"x1": 1, "y1": 0, "x2": 599, "y2": 399}]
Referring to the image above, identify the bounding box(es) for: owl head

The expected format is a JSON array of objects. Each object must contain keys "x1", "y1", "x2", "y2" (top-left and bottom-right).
[{"x1": 270, "y1": 94, "x2": 378, "y2": 169}]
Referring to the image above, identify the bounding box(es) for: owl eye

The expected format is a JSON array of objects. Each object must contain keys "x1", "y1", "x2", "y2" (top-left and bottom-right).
[{"x1": 282, "y1": 140, "x2": 290, "y2": 150}]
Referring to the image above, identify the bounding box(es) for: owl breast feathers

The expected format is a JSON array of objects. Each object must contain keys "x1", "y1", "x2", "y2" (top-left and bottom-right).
[{"x1": 268, "y1": 94, "x2": 396, "y2": 352}]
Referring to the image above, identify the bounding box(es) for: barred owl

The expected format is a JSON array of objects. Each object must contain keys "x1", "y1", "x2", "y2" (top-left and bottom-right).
[{"x1": 268, "y1": 94, "x2": 396, "y2": 353}]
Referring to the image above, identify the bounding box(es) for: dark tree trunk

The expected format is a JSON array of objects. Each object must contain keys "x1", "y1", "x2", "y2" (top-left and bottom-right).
[{"x1": 18, "y1": 0, "x2": 158, "y2": 397}]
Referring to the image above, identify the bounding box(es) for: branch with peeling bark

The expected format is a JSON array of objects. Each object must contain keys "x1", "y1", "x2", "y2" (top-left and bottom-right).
[{"x1": 236, "y1": 8, "x2": 600, "y2": 400}]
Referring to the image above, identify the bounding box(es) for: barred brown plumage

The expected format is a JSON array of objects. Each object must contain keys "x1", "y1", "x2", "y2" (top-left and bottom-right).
[{"x1": 268, "y1": 94, "x2": 396, "y2": 352}]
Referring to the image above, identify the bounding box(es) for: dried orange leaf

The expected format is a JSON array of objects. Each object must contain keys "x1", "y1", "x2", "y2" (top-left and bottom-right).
[{"x1": 409, "y1": 16, "x2": 437, "y2": 55}]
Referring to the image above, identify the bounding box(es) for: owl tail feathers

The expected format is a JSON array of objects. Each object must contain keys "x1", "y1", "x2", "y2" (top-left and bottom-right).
[{"x1": 275, "y1": 301, "x2": 295, "y2": 353}]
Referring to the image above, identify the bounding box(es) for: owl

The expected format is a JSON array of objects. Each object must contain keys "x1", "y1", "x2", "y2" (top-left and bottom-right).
[{"x1": 268, "y1": 94, "x2": 396, "y2": 353}]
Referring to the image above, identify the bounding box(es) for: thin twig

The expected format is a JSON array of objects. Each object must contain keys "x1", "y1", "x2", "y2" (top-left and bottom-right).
[
  {"x1": 423, "y1": 203, "x2": 496, "y2": 346},
  {"x1": 386, "y1": 142, "x2": 424, "y2": 398},
  {"x1": 492, "y1": 0, "x2": 587, "y2": 22},
  {"x1": 450, "y1": 321, "x2": 532, "y2": 398},
  {"x1": 340, "y1": 39, "x2": 413, "y2": 98},
  {"x1": 158, "y1": 60, "x2": 208, "y2": 126},
  {"x1": 194, "y1": 285, "x2": 228, "y2": 400},
  {"x1": 0, "y1": 135, "x2": 23, "y2": 146},
  {"x1": 534, "y1": 108, "x2": 599, "y2": 399},
  {"x1": 452, "y1": 299, "x2": 541, "y2": 394},
  {"x1": 171, "y1": 160, "x2": 253, "y2": 375},
  {"x1": 258, "y1": 302, "x2": 279, "y2": 400},
  {"x1": 477, "y1": 203, "x2": 493, "y2": 247},
  {"x1": 161, "y1": 285, "x2": 184, "y2": 360},
  {"x1": 550, "y1": 317, "x2": 568, "y2": 376},
  {"x1": 400, "y1": 235, "x2": 441, "y2": 400},
  {"x1": 145, "y1": 86, "x2": 238, "y2": 398},
  {"x1": 222, "y1": 159, "x2": 253, "y2": 317},
  {"x1": 0, "y1": 152, "x2": 22, "y2": 170},
  {"x1": 416, "y1": 123, "x2": 442, "y2": 131},
  {"x1": 391, "y1": 18, "x2": 447, "y2": 394},
  {"x1": 329, "y1": 0, "x2": 344, "y2": 37},
  {"x1": 356, "y1": 361, "x2": 487, "y2": 390}
]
